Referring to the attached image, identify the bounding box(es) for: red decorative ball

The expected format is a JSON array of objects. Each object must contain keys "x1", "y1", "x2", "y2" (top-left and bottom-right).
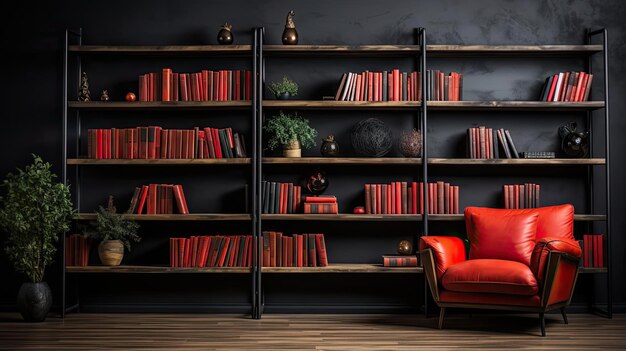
[
  {"x1": 125, "y1": 92, "x2": 137, "y2": 102},
  {"x1": 353, "y1": 206, "x2": 365, "y2": 214}
]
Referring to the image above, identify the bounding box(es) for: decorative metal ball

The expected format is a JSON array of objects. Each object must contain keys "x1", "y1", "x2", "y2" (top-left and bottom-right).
[
  {"x1": 398, "y1": 129, "x2": 422, "y2": 158},
  {"x1": 305, "y1": 170, "x2": 328, "y2": 195},
  {"x1": 350, "y1": 118, "x2": 393, "y2": 157},
  {"x1": 397, "y1": 240, "x2": 413, "y2": 255}
]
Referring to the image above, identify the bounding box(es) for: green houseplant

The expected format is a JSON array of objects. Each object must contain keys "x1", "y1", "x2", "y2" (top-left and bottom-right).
[
  {"x1": 268, "y1": 76, "x2": 298, "y2": 100},
  {"x1": 89, "y1": 197, "x2": 140, "y2": 266},
  {"x1": 0, "y1": 155, "x2": 74, "y2": 322},
  {"x1": 265, "y1": 112, "x2": 317, "y2": 157}
]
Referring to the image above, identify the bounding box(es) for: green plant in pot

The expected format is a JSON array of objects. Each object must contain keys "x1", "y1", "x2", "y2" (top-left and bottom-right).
[
  {"x1": 265, "y1": 111, "x2": 317, "y2": 157},
  {"x1": 268, "y1": 76, "x2": 298, "y2": 100},
  {"x1": 89, "y1": 197, "x2": 140, "y2": 266},
  {"x1": 0, "y1": 155, "x2": 74, "y2": 322}
]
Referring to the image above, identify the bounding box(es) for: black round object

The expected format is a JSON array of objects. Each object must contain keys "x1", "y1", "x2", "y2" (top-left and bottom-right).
[
  {"x1": 217, "y1": 24, "x2": 234, "y2": 45},
  {"x1": 351, "y1": 118, "x2": 393, "y2": 157},
  {"x1": 17, "y1": 282, "x2": 52, "y2": 322},
  {"x1": 305, "y1": 171, "x2": 328, "y2": 195}
]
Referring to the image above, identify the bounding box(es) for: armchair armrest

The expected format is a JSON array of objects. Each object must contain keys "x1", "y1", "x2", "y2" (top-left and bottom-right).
[
  {"x1": 532, "y1": 238, "x2": 582, "y2": 307},
  {"x1": 419, "y1": 236, "x2": 466, "y2": 303},
  {"x1": 531, "y1": 237, "x2": 582, "y2": 284}
]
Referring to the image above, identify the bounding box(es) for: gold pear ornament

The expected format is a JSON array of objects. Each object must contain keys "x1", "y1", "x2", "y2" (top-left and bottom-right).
[{"x1": 282, "y1": 10, "x2": 298, "y2": 45}]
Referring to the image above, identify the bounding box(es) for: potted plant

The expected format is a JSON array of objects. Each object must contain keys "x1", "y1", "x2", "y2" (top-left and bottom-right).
[
  {"x1": 268, "y1": 76, "x2": 298, "y2": 100},
  {"x1": 265, "y1": 111, "x2": 317, "y2": 157},
  {"x1": 0, "y1": 155, "x2": 74, "y2": 322},
  {"x1": 89, "y1": 197, "x2": 140, "y2": 266}
]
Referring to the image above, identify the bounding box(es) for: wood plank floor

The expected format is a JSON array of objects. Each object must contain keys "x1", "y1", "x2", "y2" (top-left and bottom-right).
[{"x1": 0, "y1": 313, "x2": 624, "y2": 350}]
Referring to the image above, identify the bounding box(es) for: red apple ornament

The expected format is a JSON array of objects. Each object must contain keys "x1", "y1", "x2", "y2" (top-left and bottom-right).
[
  {"x1": 125, "y1": 92, "x2": 137, "y2": 102},
  {"x1": 353, "y1": 206, "x2": 365, "y2": 214}
]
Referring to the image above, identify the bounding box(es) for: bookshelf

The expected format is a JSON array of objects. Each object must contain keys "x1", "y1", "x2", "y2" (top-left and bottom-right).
[{"x1": 61, "y1": 27, "x2": 611, "y2": 320}]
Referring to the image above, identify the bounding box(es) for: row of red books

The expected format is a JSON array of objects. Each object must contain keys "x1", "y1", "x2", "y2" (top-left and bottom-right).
[
  {"x1": 467, "y1": 127, "x2": 520, "y2": 159},
  {"x1": 539, "y1": 71, "x2": 593, "y2": 102},
  {"x1": 127, "y1": 184, "x2": 189, "y2": 215},
  {"x1": 262, "y1": 232, "x2": 328, "y2": 267},
  {"x1": 382, "y1": 255, "x2": 418, "y2": 267},
  {"x1": 503, "y1": 183, "x2": 540, "y2": 209},
  {"x1": 581, "y1": 234, "x2": 605, "y2": 268},
  {"x1": 335, "y1": 70, "x2": 422, "y2": 102},
  {"x1": 139, "y1": 69, "x2": 252, "y2": 102},
  {"x1": 65, "y1": 234, "x2": 91, "y2": 267},
  {"x1": 303, "y1": 195, "x2": 338, "y2": 214},
  {"x1": 365, "y1": 181, "x2": 460, "y2": 215},
  {"x1": 261, "y1": 181, "x2": 302, "y2": 214},
  {"x1": 87, "y1": 126, "x2": 246, "y2": 160},
  {"x1": 170, "y1": 235, "x2": 253, "y2": 268},
  {"x1": 426, "y1": 70, "x2": 463, "y2": 101}
]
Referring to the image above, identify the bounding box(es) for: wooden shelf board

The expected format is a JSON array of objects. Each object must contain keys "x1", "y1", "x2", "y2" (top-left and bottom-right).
[
  {"x1": 263, "y1": 100, "x2": 421, "y2": 110},
  {"x1": 68, "y1": 45, "x2": 252, "y2": 55},
  {"x1": 426, "y1": 45, "x2": 602, "y2": 56},
  {"x1": 66, "y1": 265, "x2": 250, "y2": 273},
  {"x1": 263, "y1": 157, "x2": 421, "y2": 165},
  {"x1": 67, "y1": 158, "x2": 251, "y2": 165},
  {"x1": 429, "y1": 158, "x2": 606, "y2": 165},
  {"x1": 579, "y1": 267, "x2": 608, "y2": 274},
  {"x1": 68, "y1": 101, "x2": 251, "y2": 110},
  {"x1": 74, "y1": 213, "x2": 251, "y2": 221},
  {"x1": 264, "y1": 45, "x2": 421, "y2": 56},
  {"x1": 427, "y1": 101, "x2": 605, "y2": 111},
  {"x1": 261, "y1": 214, "x2": 423, "y2": 221},
  {"x1": 262, "y1": 263, "x2": 423, "y2": 273}
]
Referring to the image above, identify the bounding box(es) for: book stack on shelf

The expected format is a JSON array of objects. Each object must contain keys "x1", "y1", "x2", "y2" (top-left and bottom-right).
[
  {"x1": 87, "y1": 126, "x2": 246, "y2": 159},
  {"x1": 425, "y1": 70, "x2": 463, "y2": 101},
  {"x1": 127, "y1": 184, "x2": 189, "y2": 214},
  {"x1": 382, "y1": 255, "x2": 418, "y2": 267},
  {"x1": 303, "y1": 195, "x2": 338, "y2": 214},
  {"x1": 503, "y1": 183, "x2": 540, "y2": 209},
  {"x1": 334, "y1": 70, "x2": 422, "y2": 101},
  {"x1": 467, "y1": 127, "x2": 521, "y2": 159},
  {"x1": 65, "y1": 234, "x2": 91, "y2": 267},
  {"x1": 262, "y1": 232, "x2": 328, "y2": 267},
  {"x1": 582, "y1": 234, "x2": 605, "y2": 268},
  {"x1": 169, "y1": 235, "x2": 253, "y2": 268},
  {"x1": 539, "y1": 71, "x2": 593, "y2": 102},
  {"x1": 261, "y1": 181, "x2": 302, "y2": 214},
  {"x1": 364, "y1": 181, "x2": 460, "y2": 215},
  {"x1": 139, "y1": 68, "x2": 252, "y2": 102}
]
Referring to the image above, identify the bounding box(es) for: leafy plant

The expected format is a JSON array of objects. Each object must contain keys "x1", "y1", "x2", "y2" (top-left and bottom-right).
[
  {"x1": 264, "y1": 111, "x2": 317, "y2": 150},
  {"x1": 268, "y1": 76, "x2": 298, "y2": 96},
  {"x1": 0, "y1": 155, "x2": 74, "y2": 283},
  {"x1": 89, "y1": 202, "x2": 140, "y2": 251}
]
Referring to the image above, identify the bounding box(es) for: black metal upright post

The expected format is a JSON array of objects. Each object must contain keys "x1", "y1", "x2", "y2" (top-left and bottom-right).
[
  {"x1": 419, "y1": 27, "x2": 429, "y2": 318},
  {"x1": 61, "y1": 28, "x2": 69, "y2": 318}
]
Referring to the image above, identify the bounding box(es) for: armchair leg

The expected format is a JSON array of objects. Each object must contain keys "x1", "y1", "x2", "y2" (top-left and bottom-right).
[
  {"x1": 561, "y1": 307, "x2": 569, "y2": 324},
  {"x1": 438, "y1": 307, "x2": 446, "y2": 329},
  {"x1": 539, "y1": 313, "x2": 546, "y2": 337}
]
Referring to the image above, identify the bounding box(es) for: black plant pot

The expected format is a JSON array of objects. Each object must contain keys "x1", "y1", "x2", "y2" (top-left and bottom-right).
[
  {"x1": 276, "y1": 92, "x2": 291, "y2": 100},
  {"x1": 17, "y1": 282, "x2": 52, "y2": 322}
]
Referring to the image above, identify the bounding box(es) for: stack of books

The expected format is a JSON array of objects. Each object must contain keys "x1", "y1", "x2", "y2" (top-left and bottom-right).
[{"x1": 303, "y1": 195, "x2": 338, "y2": 214}]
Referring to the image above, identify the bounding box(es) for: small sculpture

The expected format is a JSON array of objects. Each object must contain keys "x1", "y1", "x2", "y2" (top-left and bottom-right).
[
  {"x1": 106, "y1": 195, "x2": 117, "y2": 214},
  {"x1": 398, "y1": 129, "x2": 422, "y2": 158},
  {"x1": 125, "y1": 92, "x2": 137, "y2": 102},
  {"x1": 305, "y1": 170, "x2": 328, "y2": 195},
  {"x1": 217, "y1": 23, "x2": 234, "y2": 45},
  {"x1": 353, "y1": 206, "x2": 365, "y2": 214},
  {"x1": 282, "y1": 10, "x2": 298, "y2": 45},
  {"x1": 559, "y1": 122, "x2": 589, "y2": 157},
  {"x1": 78, "y1": 71, "x2": 91, "y2": 101},
  {"x1": 320, "y1": 135, "x2": 339, "y2": 157},
  {"x1": 397, "y1": 240, "x2": 413, "y2": 255},
  {"x1": 100, "y1": 90, "x2": 110, "y2": 102}
]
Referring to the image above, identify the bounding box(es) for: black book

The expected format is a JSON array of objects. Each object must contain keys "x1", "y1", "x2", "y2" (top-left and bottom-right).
[
  {"x1": 287, "y1": 183, "x2": 294, "y2": 214},
  {"x1": 504, "y1": 129, "x2": 520, "y2": 158},
  {"x1": 493, "y1": 129, "x2": 500, "y2": 159},
  {"x1": 273, "y1": 182, "x2": 280, "y2": 214},
  {"x1": 402, "y1": 72, "x2": 408, "y2": 101},
  {"x1": 497, "y1": 129, "x2": 511, "y2": 159},
  {"x1": 237, "y1": 235, "x2": 246, "y2": 267},
  {"x1": 269, "y1": 182, "x2": 277, "y2": 214}
]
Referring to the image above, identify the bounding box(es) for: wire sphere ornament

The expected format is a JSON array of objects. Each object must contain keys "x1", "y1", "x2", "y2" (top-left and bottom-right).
[
  {"x1": 398, "y1": 129, "x2": 422, "y2": 158},
  {"x1": 350, "y1": 118, "x2": 393, "y2": 157}
]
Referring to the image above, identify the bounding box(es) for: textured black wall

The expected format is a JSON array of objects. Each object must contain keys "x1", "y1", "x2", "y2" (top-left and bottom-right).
[{"x1": 1, "y1": 0, "x2": 625, "y2": 312}]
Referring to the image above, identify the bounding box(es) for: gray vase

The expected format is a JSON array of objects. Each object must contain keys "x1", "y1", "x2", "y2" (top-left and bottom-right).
[{"x1": 17, "y1": 282, "x2": 52, "y2": 322}]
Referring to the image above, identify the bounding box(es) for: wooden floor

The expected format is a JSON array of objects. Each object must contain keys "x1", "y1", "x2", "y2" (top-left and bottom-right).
[{"x1": 0, "y1": 313, "x2": 624, "y2": 350}]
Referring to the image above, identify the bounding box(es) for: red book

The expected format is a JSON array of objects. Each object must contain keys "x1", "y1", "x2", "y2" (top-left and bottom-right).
[
  {"x1": 162, "y1": 68, "x2": 172, "y2": 101},
  {"x1": 217, "y1": 237, "x2": 230, "y2": 267},
  {"x1": 437, "y1": 181, "x2": 444, "y2": 214},
  {"x1": 304, "y1": 196, "x2": 337, "y2": 203},
  {"x1": 297, "y1": 235, "x2": 304, "y2": 267},
  {"x1": 375, "y1": 184, "x2": 382, "y2": 215},
  {"x1": 453, "y1": 186, "x2": 459, "y2": 214},
  {"x1": 177, "y1": 238, "x2": 184, "y2": 267},
  {"x1": 386, "y1": 184, "x2": 391, "y2": 214},
  {"x1": 212, "y1": 128, "x2": 222, "y2": 158},
  {"x1": 364, "y1": 184, "x2": 371, "y2": 214},
  {"x1": 245, "y1": 71, "x2": 251, "y2": 100},
  {"x1": 576, "y1": 73, "x2": 588, "y2": 102},
  {"x1": 201, "y1": 70, "x2": 209, "y2": 101},
  {"x1": 315, "y1": 234, "x2": 328, "y2": 267},
  {"x1": 171, "y1": 238, "x2": 178, "y2": 267}
]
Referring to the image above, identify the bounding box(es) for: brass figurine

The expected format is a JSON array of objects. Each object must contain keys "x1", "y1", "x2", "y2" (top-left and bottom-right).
[
  {"x1": 282, "y1": 10, "x2": 298, "y2": 45},
  {"x1": 78, "y1": 71, "x2": 91, "y2": 101},
  {"x1": 100, "y1": 89, "x2": 110, "y2": 102}
]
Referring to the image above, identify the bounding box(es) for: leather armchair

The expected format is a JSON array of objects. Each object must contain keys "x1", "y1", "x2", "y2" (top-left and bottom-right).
[{"x1": 419, "y1": 204, "x2": 581, "y2": 336}]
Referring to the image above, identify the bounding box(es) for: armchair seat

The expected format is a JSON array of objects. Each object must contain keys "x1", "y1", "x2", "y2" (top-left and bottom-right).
[{"x1": 442, "y1": 259, "x2": 539, "y2": 296}]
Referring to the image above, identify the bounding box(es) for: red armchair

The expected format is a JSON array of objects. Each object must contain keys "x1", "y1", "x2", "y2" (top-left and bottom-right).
[{"x1": 419, "y1": 204, "x2": 582, "y2": 336}]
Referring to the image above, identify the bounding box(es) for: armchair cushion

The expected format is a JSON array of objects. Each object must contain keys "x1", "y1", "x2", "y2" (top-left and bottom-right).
[
  {"x1": 442, "y1": 259, "x2": 539, "y2": 296},
  {"x1": 533, "y1": 205, "x2": 575, "y2": 241},
  {"x1": 419, "y1": 236, "x2": 466, "y2": 281},
  {"x1": 465, "y1": 208, "x2": 539, "y2": 266},
  {"x1": 531, "y1": 237, "x2": 582, "y2": 284}
]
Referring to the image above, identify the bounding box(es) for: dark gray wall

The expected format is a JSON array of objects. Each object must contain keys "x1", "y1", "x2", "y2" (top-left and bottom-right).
[{"x1": 1, "y1": 0, "x2": 624, "y2": 312}]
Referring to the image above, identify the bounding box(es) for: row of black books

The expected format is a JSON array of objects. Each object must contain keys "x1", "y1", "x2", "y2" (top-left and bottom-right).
[
  {"x1": 87, "y1": 126, "x2": 247, "y2": 160},
  {"x1": 467, "y1": 127, "x2": 520, "y2": 159},
  {"x1": 503, "y1": 183, "x2": 540, "y2": 209},
  {"x1": 139, "y1": 68, "x2": 252, "y2": 102},
  {"x1": 261, "y1": 181, "x2": 303, "y2": 214},
  {"x1": 262, "y1": 232, "x2": 329, "y2": 267}
]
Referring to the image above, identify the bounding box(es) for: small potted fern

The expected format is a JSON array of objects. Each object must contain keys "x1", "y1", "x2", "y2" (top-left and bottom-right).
[
  {"x1": 268, "y1": 76, "x2": 298, "y2": 100},
  {"x1": 90, "y1": 196, "x2": 140, "y2": 266},
  {"x1": 265, "y1": 112, "x2": 317, "y2": 157}
]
